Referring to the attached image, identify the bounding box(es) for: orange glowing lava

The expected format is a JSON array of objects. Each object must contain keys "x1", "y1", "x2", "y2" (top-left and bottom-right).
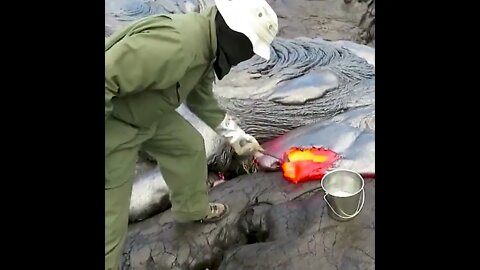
[{"x1": 281, "y1": 146, "x2": 340, "y2": 184}]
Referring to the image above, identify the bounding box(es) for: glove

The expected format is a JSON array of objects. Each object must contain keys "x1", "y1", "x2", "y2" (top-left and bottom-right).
[{"x1": 215, "y1": 114, "x2": 264, "y2": 156}]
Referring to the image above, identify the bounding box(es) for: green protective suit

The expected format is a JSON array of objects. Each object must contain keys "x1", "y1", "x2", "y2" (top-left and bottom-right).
[{"x1": 105, "y1": 7, "x2": 226, "y2": 270}]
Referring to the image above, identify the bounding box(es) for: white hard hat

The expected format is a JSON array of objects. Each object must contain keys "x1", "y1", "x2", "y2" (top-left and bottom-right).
[{"x1": 214, "y1": 0, "x2": 279, "y2": 60}]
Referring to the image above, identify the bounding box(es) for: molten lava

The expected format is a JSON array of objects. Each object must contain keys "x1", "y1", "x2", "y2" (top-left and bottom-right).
[{"x1": 281, "y1": 146, "x2": 340, "y2": 184}]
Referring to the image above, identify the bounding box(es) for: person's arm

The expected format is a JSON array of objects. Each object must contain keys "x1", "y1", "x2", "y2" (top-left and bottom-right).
[
  {"x1": 105, "y1": 22, "x2": 193, "y2": 120},
  {"x1": 185, "y1": 70, "x2": 226, "y2": 129},
  {"x1": 186, "y1": 72, "x2": 263, "y2": 156}
]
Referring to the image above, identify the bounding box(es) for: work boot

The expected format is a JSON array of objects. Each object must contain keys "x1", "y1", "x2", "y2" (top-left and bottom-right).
[{"x1": 199, "y1": 203, "x2": 229, "y2": 223}]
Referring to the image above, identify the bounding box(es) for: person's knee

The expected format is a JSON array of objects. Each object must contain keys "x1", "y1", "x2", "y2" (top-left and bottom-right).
[{"x1": 145, "y1": 119, "x2": 207, "y2": 160}]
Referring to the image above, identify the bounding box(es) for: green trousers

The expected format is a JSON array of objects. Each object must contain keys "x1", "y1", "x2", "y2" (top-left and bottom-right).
[{"x1": 105, "y1": 111, "x2": 210, "y2": 270}]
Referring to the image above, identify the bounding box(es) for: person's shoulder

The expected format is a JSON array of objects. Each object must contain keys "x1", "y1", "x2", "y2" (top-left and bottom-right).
[
  {"x1": 172, "y1": 12, "x2": 209, "y2": 39},
  {"x1": 124, "y1": 14, "x2": 193, "y2": 51},
  {"x1": 125, "y1": 10, "x2": 214, "y2": 60},
  {"x1": 175, "y1": 12, "x2": 215, "y2": 58}
]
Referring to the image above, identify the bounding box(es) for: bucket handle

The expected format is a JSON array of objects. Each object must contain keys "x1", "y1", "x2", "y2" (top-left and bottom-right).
[{"x1": 323, "y1": 189, "x2": 365, "y2": 219}]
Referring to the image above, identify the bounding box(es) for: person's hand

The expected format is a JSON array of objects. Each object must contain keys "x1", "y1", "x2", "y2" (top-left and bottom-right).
[
  {"x1": 230, "y1": 133, "x2": 264, "y2": 156},
  {"x1": 215, "y1": 114, "x2": 264, "y2": 157}
]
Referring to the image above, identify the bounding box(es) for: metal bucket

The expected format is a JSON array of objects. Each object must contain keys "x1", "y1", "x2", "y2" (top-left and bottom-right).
[{"x1": 321, "y1": 169, "x2": 365, "y2": 222}]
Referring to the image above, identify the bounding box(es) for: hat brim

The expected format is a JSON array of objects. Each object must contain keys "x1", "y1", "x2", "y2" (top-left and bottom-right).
[{"x1": 253, "y1": 40, "x2": 272, "y2": 60}]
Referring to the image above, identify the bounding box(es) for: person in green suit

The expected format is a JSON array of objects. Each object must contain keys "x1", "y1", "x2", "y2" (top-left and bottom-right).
[{"x1": 105, "y1": 0, "x2": 278, "y2": 268}]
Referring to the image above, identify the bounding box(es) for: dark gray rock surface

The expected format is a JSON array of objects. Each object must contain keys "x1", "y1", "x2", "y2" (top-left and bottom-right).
[{"x1": 121, "y1": 172, "x2": 375, "y2": 270}]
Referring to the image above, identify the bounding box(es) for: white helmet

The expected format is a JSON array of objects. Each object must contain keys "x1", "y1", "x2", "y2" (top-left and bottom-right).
[{"x1": 214, "y1": 0, "x2": 279, "y2": 60}]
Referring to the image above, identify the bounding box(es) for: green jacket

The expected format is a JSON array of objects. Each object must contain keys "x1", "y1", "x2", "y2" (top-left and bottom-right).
[{"x1": 105, "y1": 7, "x2": 226, "y2": 129}]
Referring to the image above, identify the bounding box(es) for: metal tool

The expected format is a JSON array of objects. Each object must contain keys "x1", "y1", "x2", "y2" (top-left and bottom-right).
[{"x1": 258, "y1": 149, "x2": 283, "y2": 161}]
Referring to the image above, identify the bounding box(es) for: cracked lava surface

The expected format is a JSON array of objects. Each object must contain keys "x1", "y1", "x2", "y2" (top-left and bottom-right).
[{"x1": 121, "y1": 171, "x2": 374, "y2": 270}]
